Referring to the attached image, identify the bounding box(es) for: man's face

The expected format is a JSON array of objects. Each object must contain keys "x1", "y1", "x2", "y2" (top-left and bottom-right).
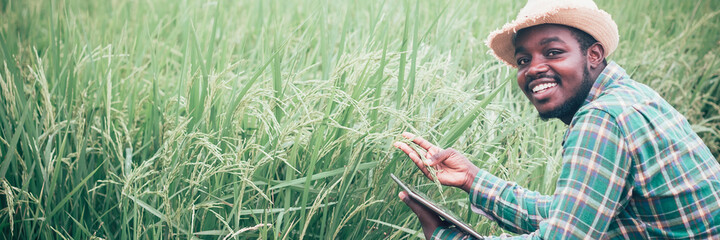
[{"x1": 514, "y1": 24, "x2": 595, "y2": 122}]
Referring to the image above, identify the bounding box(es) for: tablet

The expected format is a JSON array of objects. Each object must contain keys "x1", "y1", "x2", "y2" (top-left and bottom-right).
[{"x1": 391, "y1": 173, "x2": 484, "y2": 239}]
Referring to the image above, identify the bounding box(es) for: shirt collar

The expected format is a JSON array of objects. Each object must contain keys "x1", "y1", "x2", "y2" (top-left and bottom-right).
[
  {"x1": 583, "y1": 61, "x2": 627, "y2": 106},
  {"x1": 563, "y1": 61, "x2": 627, "y2": 144}
]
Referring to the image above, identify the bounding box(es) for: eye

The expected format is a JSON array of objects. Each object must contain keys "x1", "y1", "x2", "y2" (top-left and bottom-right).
[
  {"x1": 516, "y1": 57, "x2": 529, "y2": 66},
  {"x1": 547, "y1": 49, "x2": 563, "y2": 57}
]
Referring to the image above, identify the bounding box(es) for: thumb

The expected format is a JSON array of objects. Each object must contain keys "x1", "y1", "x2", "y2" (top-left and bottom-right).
[
  {"x1": 399, "y1": 191, "x2": 424, "y2": 214},
  {"x1": 399, "y1": 191, "x2": 442, "y2": 239},
  {"x1": 399, "y1": 191, "x2": 437, "y2": 220},
  {"x1": 428, "y1": 148, "x2": 455, "y2": 166}
]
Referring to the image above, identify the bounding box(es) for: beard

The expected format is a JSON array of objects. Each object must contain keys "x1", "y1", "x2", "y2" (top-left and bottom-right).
[{"x1": 538, "y1": 62, "x2": 595, "y2": 121}]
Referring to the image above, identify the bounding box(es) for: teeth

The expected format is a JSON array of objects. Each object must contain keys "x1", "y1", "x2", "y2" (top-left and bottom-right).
[{"x1": 532, "y1": 83, "x2": 557, "y2": 93}]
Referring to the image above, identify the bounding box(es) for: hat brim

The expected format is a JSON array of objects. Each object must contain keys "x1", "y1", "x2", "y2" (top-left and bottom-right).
[{"x1": 486, "y1": 7, "x2": 619, "y2": 67}]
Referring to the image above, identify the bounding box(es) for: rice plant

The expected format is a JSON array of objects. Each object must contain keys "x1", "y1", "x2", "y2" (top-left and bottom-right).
[{"x1": 0, "y1": 0, "x2": 718, "y2": 239}]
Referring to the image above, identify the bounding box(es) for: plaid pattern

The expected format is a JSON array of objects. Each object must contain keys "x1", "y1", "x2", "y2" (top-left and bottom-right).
[{"x1": 432, "y1": 62, "x2": 720, "y2": 239}]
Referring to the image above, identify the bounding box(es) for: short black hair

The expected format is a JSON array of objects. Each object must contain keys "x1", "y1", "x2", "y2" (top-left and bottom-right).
[{"x1": 566, "y1": 26, "x2": 599, "y2": 55}]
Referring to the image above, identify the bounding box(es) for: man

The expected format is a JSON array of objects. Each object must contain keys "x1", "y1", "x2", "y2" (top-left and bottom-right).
[{"x1": 393, "y1": 0, "x2": 720, "y2": 239}]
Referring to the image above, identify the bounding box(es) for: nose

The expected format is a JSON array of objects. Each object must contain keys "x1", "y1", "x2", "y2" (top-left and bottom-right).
[{"x1": 525, "y1": 61, "x2": 550, "y2": 80}]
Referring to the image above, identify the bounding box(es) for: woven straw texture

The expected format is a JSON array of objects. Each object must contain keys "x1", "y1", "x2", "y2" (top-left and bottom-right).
[{"x1": 486, "y1": 0, "x2": 619, "y2": 67}]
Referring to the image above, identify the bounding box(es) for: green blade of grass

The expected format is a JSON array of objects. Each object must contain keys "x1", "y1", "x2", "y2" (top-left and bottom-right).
[
  {"x1": 269, "y1": 161, "x2": 378, "y2": 191},
  {"x1": 47, "y1": 159, "x2": 104, "y2": 219},
  {"x1": 395, "y1": 0, "x2": 412, "y2": 108},
  {"x1": 440, "y1": 79, "x2": 509, "y2": 148},
  {"x1": 0, "y1": 101, "x2": 31, "y2": 179},
  {"x1": 125, "y1": 193, "x2": 199, "y2": 240},
  {"x1": 405, "y1": 0, "x2": 420, "y2": 105}
]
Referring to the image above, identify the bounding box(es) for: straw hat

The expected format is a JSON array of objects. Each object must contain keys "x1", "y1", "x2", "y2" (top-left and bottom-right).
[{"x1": 486, "y1": 0, "x2": 619, "y2": 67}]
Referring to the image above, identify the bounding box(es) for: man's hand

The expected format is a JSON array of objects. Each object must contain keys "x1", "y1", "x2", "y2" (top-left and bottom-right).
[
  {"x1": 399, "y1": 191, "x2": 444, "y2": 239},
  {"x1": 393, "y1": 132, "x2": 480, "y2": 192}
]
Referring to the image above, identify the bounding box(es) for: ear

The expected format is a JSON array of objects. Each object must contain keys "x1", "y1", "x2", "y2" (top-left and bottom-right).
[{"x1": 586, "y1": 42, "x2": 605, "y2": 69}]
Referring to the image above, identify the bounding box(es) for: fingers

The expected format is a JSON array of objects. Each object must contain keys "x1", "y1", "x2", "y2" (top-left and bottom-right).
[
  {"x1": 398, "y1": 191, "x2": 440, "y2": 222},
  {"x1": 399, "y1": 191, "x2": 409, "y2": 201},
  {"x1": 401, "y1": 132, "x2": 441, "y2": 155},
  {"x1": 399, "y1": 191, "x2": 442, "y2": 239},
  {"x1": 428, "y1": 148, "x2": 456, "y2": 166},
  {"x1": 393, "y1": 142, "x2": 433, "y2": 178}
]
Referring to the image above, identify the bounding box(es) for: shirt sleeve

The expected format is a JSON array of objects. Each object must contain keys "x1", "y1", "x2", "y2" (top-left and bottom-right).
[
  {"x1": 431, "y1": 226, "x2": 474, "y2": 239},
  {"x1": 434, "y1": 108, "x2": 633, "y2": 239}
]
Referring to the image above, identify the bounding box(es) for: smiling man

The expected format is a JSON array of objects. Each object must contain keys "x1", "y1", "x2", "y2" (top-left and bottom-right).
[
  {"x1": 394, "y1": 0, "x2": 720, "y2": 239},
  {"x1": 514, "y1": 25, "x2": 600, "y2": 125}
]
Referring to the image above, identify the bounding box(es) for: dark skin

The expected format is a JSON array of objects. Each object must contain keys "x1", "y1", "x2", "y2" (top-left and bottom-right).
[
  {"x1": 514, "y1": 24, "x2": 607, "y2": 125},
  {"x1": 394, "y1": 24, "x2": 607, "y2": 239}
]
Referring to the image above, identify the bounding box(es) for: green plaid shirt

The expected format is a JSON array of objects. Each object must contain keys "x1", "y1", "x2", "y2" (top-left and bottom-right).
[{"x1": 433, "y1": 61, "x2": 720, "y2": 239}]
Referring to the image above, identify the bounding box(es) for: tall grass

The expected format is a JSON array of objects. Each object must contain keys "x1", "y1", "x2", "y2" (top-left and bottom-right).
[{"x1": 0, "y1": 0, "x2": 718, "y2": 239}]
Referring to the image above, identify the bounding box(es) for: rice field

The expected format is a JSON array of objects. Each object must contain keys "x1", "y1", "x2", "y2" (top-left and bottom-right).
[{"x1": 0, "y1": 0, "x2": 719, "y2": 239}]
